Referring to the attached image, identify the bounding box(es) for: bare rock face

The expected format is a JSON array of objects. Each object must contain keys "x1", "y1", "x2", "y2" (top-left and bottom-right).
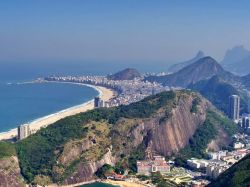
[
  {"x1": 111, "y1": 92, "x2": 210, "y2": 157},
  {"x1": 63, "y1": 149, "x2": 115, "y2": 185},
  {"x1": 150, "y1": 95, "x2": 208, "y2": 156},
  {"x1": 58, "y1": 139, "x2": 93, "y2": 166},
  {"x1": 0, "y1": 156, "x2": 26, "y2": 187}
]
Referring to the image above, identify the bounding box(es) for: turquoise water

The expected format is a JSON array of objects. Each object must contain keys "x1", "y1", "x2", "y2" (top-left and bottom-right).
[
  {"x1": 0, "y1": 82, "x2": 99, "y2": 132},
  {"x1": 78, "y1": 182, "x2": 119, "y2": 187}
]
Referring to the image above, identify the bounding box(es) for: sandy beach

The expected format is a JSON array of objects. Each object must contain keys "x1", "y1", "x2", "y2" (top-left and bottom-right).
[
  {"x1": 103, "y1": 179, "x2": 147, "y2": 187},
  {"x1": 0, "y1": 83, "x2": 115, "y2": 141}
]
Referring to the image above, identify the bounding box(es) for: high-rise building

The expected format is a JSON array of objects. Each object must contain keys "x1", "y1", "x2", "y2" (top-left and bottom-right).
[
  {"x1": 229, "y1": 95, "x2": 240, "y2": 121},
  {"x1": 241, "y1": 114, "x2": 250, "y2": 129},
  {"x1": 94, "y1": 97, "x2": 100, "y2": 108},
  {"x1": 17, "y1": 124, "x2": 30, "y2": 140}
]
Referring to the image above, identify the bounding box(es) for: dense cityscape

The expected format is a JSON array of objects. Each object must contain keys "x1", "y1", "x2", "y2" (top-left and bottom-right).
[{"x1": 44, "y1": 75, "x2": 168, "y2": 107}]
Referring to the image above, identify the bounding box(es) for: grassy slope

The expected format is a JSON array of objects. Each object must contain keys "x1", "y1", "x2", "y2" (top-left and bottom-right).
[{"x1": 15, "y1": 91, "x2": 177, "y2": 183}]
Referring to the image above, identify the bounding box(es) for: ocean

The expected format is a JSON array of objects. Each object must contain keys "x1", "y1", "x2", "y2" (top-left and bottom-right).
[
  {"x1": 0, "y1": 60, "x2": 164, "y2": 133},
  {"x1": 0, "y1": 82, "x2": 99, "y2": 133},
  {"x1": 0, "y1": 62, "x2": 107, "y2": 133}
]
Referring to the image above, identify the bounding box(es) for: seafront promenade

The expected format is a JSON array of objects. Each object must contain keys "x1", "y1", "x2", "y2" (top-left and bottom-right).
[{"x1": 0, "y1": 84, "x2": 115, "y2": 141}]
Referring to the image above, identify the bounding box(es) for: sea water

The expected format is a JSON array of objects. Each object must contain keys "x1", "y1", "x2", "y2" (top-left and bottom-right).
[{"x1": 0, "y1": 82, "x2": 99, "y2": 132}]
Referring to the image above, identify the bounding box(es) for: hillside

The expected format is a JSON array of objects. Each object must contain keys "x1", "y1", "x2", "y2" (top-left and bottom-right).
[
  {"x1": 0, "y1": 142, "x2": 26, "y2": 187},
  {"x1": 0, "y1": 90, "x2": 238, "y2": 186},
  {"x1": 168, "y1": 51, "x2": 205, "y2": 73},
  {"x1": 241, "y1": 74, "x2": 250, "y2": 89},
  {"x1": 221, "y1": 45, "x2": 250, "y2": 75},
  {"x1": 107, "y1": 68, "x2": 141, "y2": 80},
  {"x1": 188, "y1": 76, "x2": 249, "y2": 115},
  {"x1": 208, "y1": 154, "x2": 250, "y2": 187},
  {"x1": 146, "y1": 57, "x2": 234, "y2": 88}
]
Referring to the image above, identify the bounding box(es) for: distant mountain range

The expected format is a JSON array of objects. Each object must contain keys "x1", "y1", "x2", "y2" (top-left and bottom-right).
[
  {"x1": 221, "y1": 45, "x2": 250, "y2": 75},
  {"x1": 188, "y1": 75, "x2": 249, "y2": 115},
  {"x1": 146, "y1": 57, "x2": 234, "y2": 88},
  {"x1": 168, "y1": 51, "x2": 205, "y2": 73},
  {"x1": 146, "y1": 55, "x2": 250, "y2": 114},
  {"x1": 107, "y1": 68, "x2": 141, "y2": 80}
]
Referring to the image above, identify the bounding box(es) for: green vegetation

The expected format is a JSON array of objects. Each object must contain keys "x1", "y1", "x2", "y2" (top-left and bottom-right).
[
  {"x1": 95, "y1": 164, "x2": 114, "y2": 178},
  {"x1": 189, "y1": 75, "x2": 249, "y2": 114},
  {"x1": 190, "y1": 97, "x2": 201, "y2": 113},
  {"x1": 208, "y1": 155, "x2": 250, "y2": 187},
  {"x1": 14, "y1": 91, "x2": 177, "y2": 184},
  {"x1": 0, "y1": 90, "x2": 237, "y2": 185},
  {"x1": 175, "y1": 110, "x2": 238, "y2": 166},
  {"x1": 0, "y1": 141, "x2": 16, "y2": 158},
  {"x1": 151, "y1": 172, "x2": 177, "y2": 187}
]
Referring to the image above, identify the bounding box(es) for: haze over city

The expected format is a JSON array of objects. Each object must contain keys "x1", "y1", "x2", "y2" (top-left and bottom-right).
[{"x1": 1, "y1": 0, "x2": 250, "y2": 65}]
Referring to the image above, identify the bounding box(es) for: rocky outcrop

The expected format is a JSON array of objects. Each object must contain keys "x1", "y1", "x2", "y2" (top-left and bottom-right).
[
  {"x1": 0, "y1": 156, "x2": 26, "y2": 187},
  {"x1": 151, "y1": 95, "x2": 208, "y2": 156},
  {"x1": 111, "y1": 92, "x2": 210, "y2": 157},
  {"x1": 63, "y1": 149, "x2": 115, "y2": 185},
  {"x1": 12, "y1": 90, "x2": 234, "y2": 185},
  {"x1": 59, "y1": 139, "x2": 93, "y2": 166}
]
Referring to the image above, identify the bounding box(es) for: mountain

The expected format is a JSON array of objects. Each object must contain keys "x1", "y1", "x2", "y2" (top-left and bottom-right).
[
  {"x1": 188, "y1": 75, "x2": 249, "y2": 115},
  {"x1": 107, "y1": 68, "x2": 141, "y2": 80},
  {"x1": 221, "y1": 45, "x2": 250, "y2": 75},
  {"x1": 168, "y1": 51, "x2": 205, "y2": 73},
  {"x1": 146, "y1": 57, "x2": 235, "y2": 88},
  {"x1": 208, "y1": 154, "x2": 250, "y2": 187},
  {"x1": 241, "y1": 74, "x2": 250, "y2": 89},
  {"x1": 0, "y1": 90, "x2": 237, "y2": 186}
]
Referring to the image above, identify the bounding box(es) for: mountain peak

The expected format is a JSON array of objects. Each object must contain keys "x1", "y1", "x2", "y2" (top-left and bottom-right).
[
  {"x1": 222, "y1": 45, "x2": 250, "y2": 64},
  {"x1": 107, "y1": 68, "x2": 141, "y2": 80},
  {"x1": 147, "y1": 56, "x2": 231, "y2": 88},
  {"x1": 221, "y1": 45, "x2": 250, "y2": 75},
  {"x1": 168, "y1": 50, "x2": 205, "y2": 73},
  {"x1": 196, "y1": 50, "x2": 205, "y2": 58}
]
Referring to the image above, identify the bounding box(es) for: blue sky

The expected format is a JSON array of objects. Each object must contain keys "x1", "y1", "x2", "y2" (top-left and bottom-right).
[{"x1": 0, "y1": 0, "x2": 250, "y2": 64}]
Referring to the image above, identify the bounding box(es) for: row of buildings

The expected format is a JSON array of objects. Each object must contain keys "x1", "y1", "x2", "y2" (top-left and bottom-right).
[
  {"x1": 45, "y1": 75, "x2": 167, "y2": 107},
  {"x1": 228, "y1": 95, "x2": 250, "y2": 133},
  {"x1": 187, "y1": 148, "x2": 249, "y2": 179}
]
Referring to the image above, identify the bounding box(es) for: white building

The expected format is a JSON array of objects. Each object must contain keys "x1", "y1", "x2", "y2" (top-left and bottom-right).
[
  {"x1": 233, "y1": 142, "x2": 245, "y2": 149},
  {"x1": 208, "y1": 151, "x2": 227, "y2": 160},
  {"x1": 17, "y1": 124, "x2": 30, "y2": 140},
  {"x1": 187, "y1": 159, "x2": 209, "y2": 169},
  {"x1": 229, "y1": 95, "x2": 240, "y2": 121},
  {"x1": 206, "y1": 164, "x2": 229, "y2": 179}
]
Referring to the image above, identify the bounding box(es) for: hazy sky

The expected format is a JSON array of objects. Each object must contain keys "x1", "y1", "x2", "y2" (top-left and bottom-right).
[{"x1": 1, "y1": 0, "x2": 250, "y2": 64}]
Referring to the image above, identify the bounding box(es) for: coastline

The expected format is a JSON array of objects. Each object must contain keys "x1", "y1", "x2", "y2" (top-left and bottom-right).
[
  {"x1": 0, "y1": 82, "x2": 115, "y2": 141},
  {"x1": 102, "y1": 180, "x2": 147, "y2": 187}
]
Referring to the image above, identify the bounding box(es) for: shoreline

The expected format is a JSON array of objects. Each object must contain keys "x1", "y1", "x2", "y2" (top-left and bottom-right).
[
  {"x1": 103, "y1": 179, "x2": 147, "y2": 187},
  {"x1": 0, "y1": 82, "x2": 116, "y2": 141}
]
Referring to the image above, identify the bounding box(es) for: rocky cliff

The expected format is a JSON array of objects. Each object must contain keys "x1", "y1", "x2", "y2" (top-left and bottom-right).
[
  {"x1": 0, "y1": 156, "x2": 26, "y2": 187},
  {"x1": 9, "y1": 90, "x2": 236, "y2": 186}
]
